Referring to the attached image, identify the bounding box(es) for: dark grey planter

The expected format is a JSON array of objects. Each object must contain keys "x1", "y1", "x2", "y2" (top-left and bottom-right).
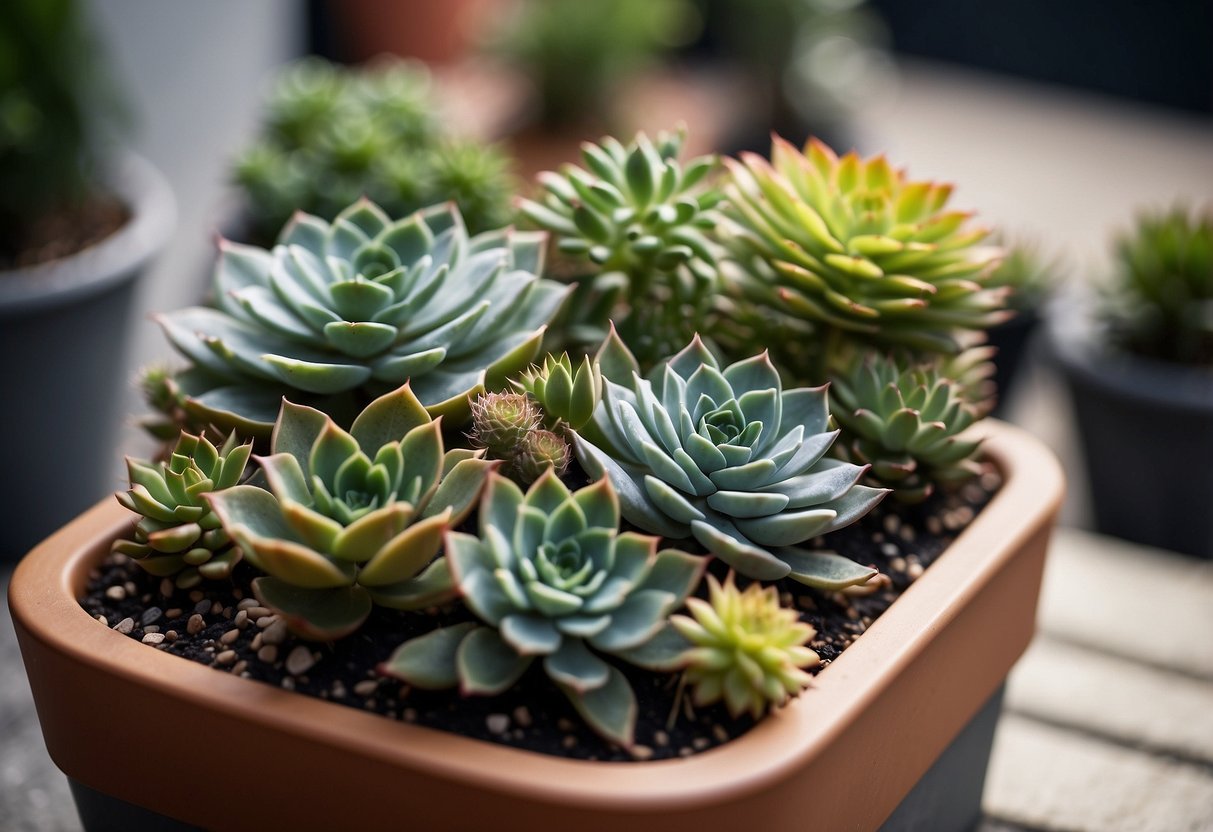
[
  {"x1": 987, "y1": 307, "x2": 1040, "y2": 416},
  {"x1": 0, "y1": 153, "x2": 174, "y2": 561},
  {"x1": 1047, "y1": 300, "x2": 1213, "y2": 558}
]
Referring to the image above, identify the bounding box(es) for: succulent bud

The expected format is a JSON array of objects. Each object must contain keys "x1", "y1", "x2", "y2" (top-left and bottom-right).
[
  {"x1": 506, "y1": 429, "x2": 571, "y2": 485},
  {"x1": 468, "y1": 392, "x2": 541, "y2": 459},
  {"x1": 512, "y1": 353, "x2": 603, "y2": 430}
]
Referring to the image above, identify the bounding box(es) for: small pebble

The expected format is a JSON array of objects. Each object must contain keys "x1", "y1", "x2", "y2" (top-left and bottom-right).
[
  {"x1": 331, "y1": 681, "x2": 347, "y2": 699},
  {"x1": 257, "y1": 645, "x2": 278, "y2": 664},
  {"x1": 165, "y1": 608, "x2": 182, "y2": 620},
  {"x1": 281, "y1": 676, "x2": 296, "y2": 691},
  {"x1": 692, "y1": 737, "x2": 709, "y2": 751},
  {"x1": 219, "y1": 628, "x2": 240, "y2": 646},
  {"x1": 561, "y1": 736, "x2": 576, "y2": 750},
  {"x1": 630, "y1": 745, "x2": 654, "y2": 761},
  {"x1": 402, "y1": 708, "x2": 417, "y2": 723},
  {"x1": 926, "y1": 516, "x2": 943, "y2": 535},
  {"x1": 143, "y1": 625, "x2": 161, "y2": 634},
  {"x1": 141, "y1": 632, "x2": 165, "y2": 645},
  {"x1": 907, "y1": 562, "x2": 924, "y2": 580},
  {"x1": 899, "y1": 525, "x2": 916, "y2": 543},
  {"x1": 653, "y1": 730, "x2": 669, "y2": 747},
  {"x1": 159, "y1": 579, "x2": 174, "y2": 598},
  {"x1": 285, "y1": 645, "x2": 316, "y2": 676},
  {"x1": 890, "y1": 557, "x2": 907, "y2": 573},
  {"x1": 256, "y1": 614, "x2": 281, "y2": 630},
  {"x1": 880, "y1": 542, "x2": 899, "y2": 558},
  {"x1": 95, "y1": 614, "x2": 107, "y2": 626},
  {"x1": 678, "y1": 747, "x2": 693, "y2": 758},
  {"x1": 486, "y1": 714, "x2": 510, "y2": 734},
  {"x1": 712, "y1": 725, "x2": 729, "y2": 743},
  {"x1": 883, "y1": 514, "x2": 900, "y2": 535},
  {"x1": 232, "y1": 660, "x2": 248, "y2": 675},
  {"x1": 105, "y1": 585, "x2": 126, "y2": 601},
  {"x1": 250, "y1": 633, "x2": 263, "y2": 651},
  {"x1": 214, "y1": 650, "x2": 236, "y2": 666},
  {"x1": 233, "y1": 610, "x2": 249, "y2": 629},
  {"x1": 188, "y1": 590, "x2": 204, "y2": 604},
  {"x1": 556, "y1": 718, "x2": 575, "y2": 732},
  {"x1": 123, "y1": 581, "x2": 137, "y2": 596},
  {"x1": 237, "y1": 598, "x2": 260, "y2": 611},
  {"x1": 262, "y1": 619, "x2": 288, "y2": 645},
  {"x1": 193, "y1": 600, "x2": 211, "y2": 615},
  {"x1": 246, "y1": 606, "x2": 272, "y2": 621},
  {"x1": 186, "y1": 614, "x2": 206, "y2": 635},
  {"x1": 165, "y1": 630, "x2": 178, "y2": 643},
  {"x1": 113, "y1": 617, "x2": 134, "y2": 635},
  {"x1": 140, "y1": 607, "x2": 163, "y2": 626},
  {"x1": 210, "y1": 601, "x2": 223, "y2": 615},
  {"x1": 512, "y1": 706, "x2": 533, "y2": 728},
  {"x1": 354, "y1": 680, "x2": 378, "y2": 697}
]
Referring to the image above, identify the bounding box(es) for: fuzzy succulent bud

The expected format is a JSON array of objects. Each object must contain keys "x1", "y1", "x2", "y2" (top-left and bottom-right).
[
  {"x1": 469, "y1": 392, "x2": 542, "y2": 459},
  {"x1": 506, "y1": 429, "x2": 571, "y2": 485},
  {"x1": 672, "y1": 572, "x2": 819, "y2": 720},
  {"x1": 512, "y1": 353, "x2": 603, "y2": 430}
]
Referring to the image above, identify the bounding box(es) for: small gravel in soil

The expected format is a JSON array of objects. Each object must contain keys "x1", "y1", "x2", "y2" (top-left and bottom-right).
[{"x1": 80, "y1": 467, "x2": 999, "y2": 762}]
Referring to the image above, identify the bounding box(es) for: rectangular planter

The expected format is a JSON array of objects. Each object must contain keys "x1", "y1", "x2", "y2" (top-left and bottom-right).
[{"x1": 9, "y1": 419, "x2": 1063, "y2": 831}]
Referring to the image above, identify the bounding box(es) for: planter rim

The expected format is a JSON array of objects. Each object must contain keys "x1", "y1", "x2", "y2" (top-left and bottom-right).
[
  {"x1": 0, "y1": 151, "x2": 175, "y2": 315},
  {"x1": 9, "y1": 419, "x2": 1062, "y2": 815},
  {"x1": 1045, "y1": 292, "x2": 1213, "y2": 414}
]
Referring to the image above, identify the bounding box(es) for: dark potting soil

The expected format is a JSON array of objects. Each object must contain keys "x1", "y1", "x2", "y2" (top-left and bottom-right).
[
  {"x1": 1, "y1": 192, "x2": 129, "y2": 269},
  {"x1": 80, "y1": 467, "x2": 1001, "y2": 762}
]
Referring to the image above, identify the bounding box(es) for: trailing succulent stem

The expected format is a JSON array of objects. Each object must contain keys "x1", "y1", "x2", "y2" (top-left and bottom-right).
[
  {"x1": 518, "y1": 128, "x2": 725, "y2": 366},
  {"x1": 113, "y1": 432, "x2": 252, "y2": 588},
  {"x1": 206, "y1": 384, "x2": 495, "y2": 640},
  {"x1": 573, "y1": 328, "x2": 886, "y2": 588},
  {"x1": 381, "y1": 471, "x2": 704, "y2": 747}
]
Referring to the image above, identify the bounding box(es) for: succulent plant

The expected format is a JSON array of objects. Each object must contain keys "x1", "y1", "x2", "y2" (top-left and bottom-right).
[
  {"x1": 518, "y1": 129, "x2": 725, "y2": 365},
  {"x1": 112, "y1": 432, "x2": 252, "y2": 588},
  {"x1": 673, "y1": 572, "x2": 818, "y2": 719},
  {"x1": 232, "y1": 57, "x2": 514, "y2": 241},
  {"x1": 469, "y1": 392, "x2": 541, "y2": 458},
  {"x1": 512, "y1": 352, "x2": 603, "y2": 431},
  {"x1": 573, "y1": 329, "x2": 886, "y2": 588},
  {"x1": 1104, "y1": 205, "x2": 1213, "y2": 366},
  {"x1": 722, "y1": 136, "x2": 1007, "y2": 377},
  {"x1": 205, "y1": 384, "x2": 496, "y2": 640},
  {"x1": 158, "y1": 198, "x2": 568, "y2": 435},
  {"x1": 508, "y1": 429, "x2": 572, "y2": 484},
  {"x1": 380, "y1": 471, "x2": 704, "y2": 746},
  {"x1": 829, "y1": 351, "x2": 984, "y2": 504},
  {"x1": 987, "y1": 239, "x2": 1057, "y2": 314}
]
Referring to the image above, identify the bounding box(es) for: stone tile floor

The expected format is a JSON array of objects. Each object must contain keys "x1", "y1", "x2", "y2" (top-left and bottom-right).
[{"x1": 4, "y1": 526, "x2": 1211, "y2": 831}]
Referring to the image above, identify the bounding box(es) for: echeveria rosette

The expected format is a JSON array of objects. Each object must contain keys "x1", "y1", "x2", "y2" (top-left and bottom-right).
[
  {"x1": 158, "y1": 198, "x2": 569, "y2": 435},
  {"x1": 206, "y1": 384, "x2": 496, "y2": 640},
  {"x1": 518, "y1": 129, "x2": 725, "y2": 365},
  {"x1": 573, "y1": 329, "x2": 887, "y2": 588},
  {"x1": 830, "y1": 351, "x2": 984, "y2": 504},
  {"x1": 723, "y1": 136, "x2": 1008, "y2": 371},
  {"x1": 113, "y1": 432, "x2": 252, "y2": 588},
  {"x1": 381, "y1": 471, "x2": 704, "y2": 747}
]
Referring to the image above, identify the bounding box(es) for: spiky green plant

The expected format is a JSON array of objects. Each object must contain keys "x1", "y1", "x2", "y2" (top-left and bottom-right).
[
  {"x1": 512, "y1": 352, "x2": 603, "y2": 431},
  {"x1": 830, "y1": 351, "x2": 984, "y2": 503},
  {"x1": 518, "y1": 129, "x2": 724, "y2": 365},
  {"x1": 722, "y1": 136, "x2": 1007, "y2": 378},
  {"x1": 381, "y1": 471, "x2": 704, "y2": 746},
  {"x1": 573, "y1": 328, "x2": 885, "y2": 588},
  {"x1": 205, "y1": 384, "x2": 495, "y2": 640},
  {"x1": 112, "y1": 432, "x2": 252, "y2": 588},
  {"x1": 1104, "y1": 205, "x2": 1213, "y2": 366},
  {"x1": 468, "y1": 392, "x2": 541, "y2": 458},
  {"x1": 157, "y1": 198, "x2": 568, "y2": 436},
  {"x1": 508, "y1": 428, "x2": 571, "y2": 484},
  {"x1": 233, "y1": 57, "x2": 514, "y2": 241},
  {"x1": 987, "y1": 239, "x2": 1056, "y2": 314},
  {"x1": 673, "y1": 572, "x2": 818, "y2": 719}
]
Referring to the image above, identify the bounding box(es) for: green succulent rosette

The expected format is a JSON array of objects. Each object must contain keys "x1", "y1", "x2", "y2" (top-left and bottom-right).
[
  {"x1": 206, "y1": 384, "x2": 495, "y2": 640},
  {"x1": 573, "y1": 329, "x2": 886, "y2": 588},
  {"x1": 113, "y1": 432, "x2": 252, "y2": 588},
  {"x1": 830, "y1": 351, "x2": 984, "y2": 504},
  {"x1": 381, "y1": 471, "x2": 704, "y2": 747},
  {"x1": 723, "y1": 136, "x2": 1007, "y2": 372},
  {"x1": 158, "y1": 198, "x2": 568, "y2": 435}
]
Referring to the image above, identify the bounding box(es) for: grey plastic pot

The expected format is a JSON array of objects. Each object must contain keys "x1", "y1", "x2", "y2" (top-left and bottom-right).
[
  {"x1": 0, "y1": 153, "x2": 174, "y2": 561},
  {"x1": 1047, "y1": 296, "x2": 1213, "y2": 558}
]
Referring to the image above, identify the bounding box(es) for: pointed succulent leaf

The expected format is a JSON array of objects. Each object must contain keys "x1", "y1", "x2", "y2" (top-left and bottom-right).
[
  {"x1": 381, "y1": 622, "x2": 478, "y2": 689},
  {"x1": 252, "y1": 578, "x2": 372, "y2": 641}
]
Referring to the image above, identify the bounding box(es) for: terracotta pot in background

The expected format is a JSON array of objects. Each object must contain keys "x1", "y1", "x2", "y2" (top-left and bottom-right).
[
  {"x1": 0, "y1": 154, "x2": 174, "y2": 562},
  {"x1": 325, "y1": 0, "x2": 496, "y2": 65},
  {"x1": 9, "y1": 420, "x2": 1062, "y2": 831}
]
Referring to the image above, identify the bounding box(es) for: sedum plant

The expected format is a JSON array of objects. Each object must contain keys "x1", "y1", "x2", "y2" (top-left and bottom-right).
[
  {"x1": 723, "y1": 136, "x2": 1007, "y2": 378},
  {"x1": 381, "y1": 471, "x2": 704, "y2": 747},
  {"x1": 830, "y1": 351, "x2": 984, "y2": 504},
  {"x1": 574, "y1": 329, "x2": 886, "y2": 588},
  {"x1": 1103, "y1": 205, "x2": 1213, "y2": 366},
  {"x1": 518, "y1": 129, "x2": 724, "y2": 366},
  {"x1": 113, "y1": 432, "x2": 252, "y2": 588},
  {"x1": 468, "y1": 391, "x2": 572, "y2": 486},
  {"x1": 206, "y1": 384, "x2": 495, "y2": 640},
  {"x1": 233, "y1": 57, "x2": 514, "y2": 241},
  {"x1": 512, "y1": 352, "x2": 603, "y2": 431},
  {"x1": 158, "y1": 198, "x2": 568, "y2": 435},
  {"x1": 673, "y1": 572, "x2": 818, "y2": 719}
]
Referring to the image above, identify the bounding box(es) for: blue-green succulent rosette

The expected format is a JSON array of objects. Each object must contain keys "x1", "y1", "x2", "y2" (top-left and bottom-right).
[
  {"x1": 572, "y1": 328, "x2": 888, "y2": 589},
  {"x1": 157, "y1": 198, "x2": 569, "y2": 436}
]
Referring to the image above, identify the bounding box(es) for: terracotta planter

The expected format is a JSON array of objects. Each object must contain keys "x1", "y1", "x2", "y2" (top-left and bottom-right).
[
  {"x1": 10, "y1": 420, "x2": 1062, "y2": 831},
  {"x1": 0, "y1": 153, "x2": 174, "y2": 560}
]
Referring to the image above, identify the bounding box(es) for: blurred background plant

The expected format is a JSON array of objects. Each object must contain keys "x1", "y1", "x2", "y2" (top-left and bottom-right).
[
  {"x1": 1100, "y1": 206, "x2": 1213, "y2": 367},
  {"x1": 232, "y1": 56, "x2": 515, "y2": 243},
  {"x1": 0, "y1": 0, "x2": 124, "y2": 265}
]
